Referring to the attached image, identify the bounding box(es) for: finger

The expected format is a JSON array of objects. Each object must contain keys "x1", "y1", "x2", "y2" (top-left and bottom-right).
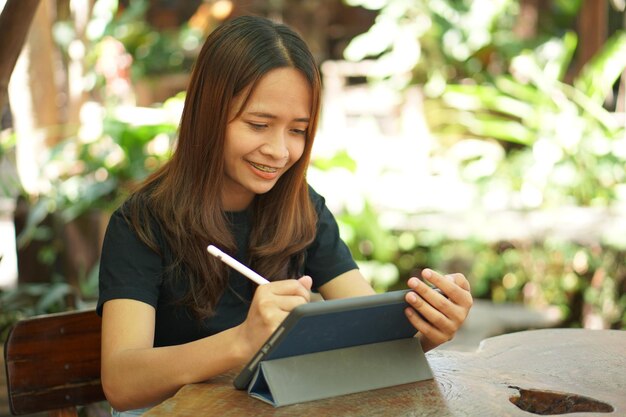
[
  {"x1": 255, "y1": 286, "x2": 310, "y2": 315},
  {"x1": 263, "y1": 279, "x2": 311, "y2": 301},
  {"x1": 297, "y1": 275, "x2": 313, "y2": 291},
  {"x1": 421, "y1": 269, "x2": 472, "y2": 307},
  {"x1": 253, "y1": 294, "x2": 306, "y2": 327},
  {"x1": 275, "y1": 293, "x2": 311, "y2": 313},
  {"x1": 447, "y1": 272, "x2": 471, "y2": 291},
  {"x1": 407, "y1": 276, "x2": 449, "y2": 307},
  {"x1": 404, "y1": 306, "x2": 449, "y2": 345},
  {"x1": 405, "y1": 290, "x2": 457, "y2": 335},
  {"x1": 407, "y1": 277, "x2": 470, "y2": 330}
]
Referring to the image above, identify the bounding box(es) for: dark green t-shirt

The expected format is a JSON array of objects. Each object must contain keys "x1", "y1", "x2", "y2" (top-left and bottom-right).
[{"x1": 97, "y1": 186, "x2": 357, "y2": 347}]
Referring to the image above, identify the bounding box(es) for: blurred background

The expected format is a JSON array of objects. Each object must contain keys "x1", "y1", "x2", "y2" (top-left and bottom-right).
[{"x1": 1, "y1": 0, "x2": 625, "y2": 366}]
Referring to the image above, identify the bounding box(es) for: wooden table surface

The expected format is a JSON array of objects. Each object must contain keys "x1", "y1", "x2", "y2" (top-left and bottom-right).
[{"x1": 143, "y1": 329, "x2": 625, "y2": 416}]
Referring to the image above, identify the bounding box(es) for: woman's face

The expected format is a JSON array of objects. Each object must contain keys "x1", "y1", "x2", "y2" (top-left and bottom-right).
[{"x1": 222, "y1": 67, "x2": 311, "y2": 211}]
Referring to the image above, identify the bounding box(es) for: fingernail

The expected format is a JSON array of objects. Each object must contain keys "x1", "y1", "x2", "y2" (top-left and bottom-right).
[
  {"x1": 407, "y1": 292, "x2": 417, "y2": 303},
  {"x1": 422, "y1": 269, "x2": 432, "y2": 279}
]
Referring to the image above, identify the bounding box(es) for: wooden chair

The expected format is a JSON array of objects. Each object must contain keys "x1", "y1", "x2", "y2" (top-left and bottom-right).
[{"x1": 3, "y1": 309, "x2": 106, "y2": 416}]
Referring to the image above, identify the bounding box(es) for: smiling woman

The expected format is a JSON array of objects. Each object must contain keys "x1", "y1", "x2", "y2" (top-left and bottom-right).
[
  {"x1": 222, "y1": 67, "x2": 311, "y2": 210},
  {"x1": 96, "y1": 15, "x2": 472, "y2": 417}
]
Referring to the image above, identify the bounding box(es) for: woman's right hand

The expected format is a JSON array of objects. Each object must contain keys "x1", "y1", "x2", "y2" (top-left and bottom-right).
[{"x1": 236, "y1": 276, "x2": 313, "y2": 359}]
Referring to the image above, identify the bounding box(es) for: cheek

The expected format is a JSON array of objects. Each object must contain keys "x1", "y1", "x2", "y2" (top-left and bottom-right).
[
  {"x1": 288, "y1": 139, "x2": 306, "y2": 165},
  {"x1": 224, "y1": 125, "x2": 252, "y2": 157}
]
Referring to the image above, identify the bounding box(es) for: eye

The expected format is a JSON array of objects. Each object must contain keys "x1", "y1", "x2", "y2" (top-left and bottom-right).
[
  {"x1": 290, "y1": 128, "x2": 307, "y2": 136},
  {"x1": 247, "y1": 122, "x2": 267, "y2": 131}
]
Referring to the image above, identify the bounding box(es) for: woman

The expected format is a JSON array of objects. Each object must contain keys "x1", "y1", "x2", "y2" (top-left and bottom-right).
[{"x1": 98, "y1": 15, "x2": 473, "y2": 415}]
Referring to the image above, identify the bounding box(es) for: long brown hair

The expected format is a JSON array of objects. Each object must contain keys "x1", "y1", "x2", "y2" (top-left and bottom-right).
[{"x1": 126, "y1": 16, "x2": 321, "y2": 318}]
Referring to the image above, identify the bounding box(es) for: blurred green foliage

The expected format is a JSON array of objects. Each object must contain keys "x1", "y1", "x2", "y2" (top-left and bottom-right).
[
  {"x1": 433, "y1": 30, "x2": 626, "y2": 207},
  {"x1": 344, "y1": 0, "x2": 581, "y2": 87},
  {"x1": 3, "y1": 0, "x2": 625, "y2": 336},
  {"x1": 0, "y1": 282, "x2": 79, "y2": 341},
  {"x1": 341, "y1": 0, "x2": 626, "y2": 329},
  {"x1": 53, "y1": 0, "x2": 203, "y2": 80},
  {"x1": 336, "y1": 204, "x2": 626, "y2": 330},
  {"x1": 2, "y1": 98, "x2": 182, "y2": 335},
  {"x1": 16, "y1": 101, "x2": 180, "y2": 249},
  {"x1": 100, "y1": 0, "x2": 203, "y2": 78}
]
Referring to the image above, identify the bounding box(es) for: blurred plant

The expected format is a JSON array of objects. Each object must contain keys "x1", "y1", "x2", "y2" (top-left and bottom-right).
[
  {"x1": 98, "y1": 0, "x2": 204, "y2": 79},
  {"x1": 52, "y1": 0, "x2": 204, "y2": 106},
  {"x1": 0, "y1": 130, "x2": 15, "y2": 159},
  {"x1": 344, "y1": 0, "x2": 626, "y2": 208},
  {"x1": 0, "y1": 282, "x2": 79, "y2": 342},
  {"x1": 0, "y1": 130, "x2": 19, "y2": 197},
  {"x1": 14, "y1": 95, "x2": 182, "y2": 303},
  {"x1": 0, "y1": 0, "x2": 192, "y2": 337},
  {"x1": 433, "y1": 30, "x2": 626, "y2": 208},
  {"x1": 17, "y1": 97, "x2": 181, "y2": 248},
  {"x1": 335, "y1": 0, "x2": 626, "y2": 329},
  {"x1": 388, "y1": 230, "x2": 625, "y2": 329},
  {"x1": 325, "y1": 187, "x2": 626, "y2": 328},
  {"x1": 336, "y1": 201, "x2": 401, "y2": 292},
  {"x1": 343, "y1": 0, "x2": 580, "y2": 89}
]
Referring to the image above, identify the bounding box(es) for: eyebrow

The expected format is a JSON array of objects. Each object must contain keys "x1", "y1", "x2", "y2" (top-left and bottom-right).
[{"x1": 246, "y1": 111, "x2": 310, "y2": 123}]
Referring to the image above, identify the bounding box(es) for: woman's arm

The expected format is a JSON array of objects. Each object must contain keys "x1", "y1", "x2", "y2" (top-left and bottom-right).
[
  {"x1": 317, "y1": 269, "x2": 376, "y2": 299},
  {"x1": 101, "y1": 299, "x2": 244, "y2": 411},
  {"x1": 101, "y1": 277, "x2": 312, "y2": 411},
  {"x1": 318, "y1": 268, "x2": 473, "y2": 352}
]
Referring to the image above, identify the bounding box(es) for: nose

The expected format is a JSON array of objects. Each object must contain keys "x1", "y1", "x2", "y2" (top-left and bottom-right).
[{"x1": 260, "y1": 131, "x2": 289, "y2": 160}]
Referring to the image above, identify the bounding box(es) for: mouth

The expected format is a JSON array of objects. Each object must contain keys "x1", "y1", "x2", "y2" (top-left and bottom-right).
[{"x1": 248, "y1": 161, "x2": 279, "y2": 173}]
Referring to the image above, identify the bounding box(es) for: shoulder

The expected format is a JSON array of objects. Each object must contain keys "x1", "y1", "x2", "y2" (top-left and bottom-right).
[
  {"x1": 105, "y1": 193, "x2": 163, "y2": 245},
  {"x1": 306, "y1": 184, "x2": 327, "y2": 211},
  {"x1": 118, "y1": 191, "x2": 161, "y2": 228}
]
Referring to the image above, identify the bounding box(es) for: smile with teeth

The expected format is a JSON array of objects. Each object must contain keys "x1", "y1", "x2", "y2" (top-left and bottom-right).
[{"x1": 248, "y1": 161, "x2": 278, "y2": 173}]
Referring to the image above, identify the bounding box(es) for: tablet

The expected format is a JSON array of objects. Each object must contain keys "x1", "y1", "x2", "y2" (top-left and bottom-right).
[{"x1": 233, "y1": 289, "x2": 416, "y2": 390}]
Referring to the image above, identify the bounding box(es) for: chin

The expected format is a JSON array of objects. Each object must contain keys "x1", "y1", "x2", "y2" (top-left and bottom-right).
[
  {"x1": 245, "y1": 181, "x2": 278, "y2": 196},
  {"x1": 252, "y1": 185, "x2": 277, "y2": 196}
]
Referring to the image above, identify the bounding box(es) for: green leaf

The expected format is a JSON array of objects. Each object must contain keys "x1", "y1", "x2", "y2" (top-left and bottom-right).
[
  {"x1": 443, "y1": 84, "x2": 535, "y2": 120},
  {"x1": 458, "y1": 113, "x2": 535, "y2": 145},
  {"x1": 495, "y1": 76, "x2": 553, "y2": 107},
  {"x1": 312, "y1": 150, "x2": 357, "y2": 173},
  {"x1": 35, "y1": 283, "x2": 74, "y2": 313},
  {"x1": 560, "y1": 82, "x2": 621, "y2": 132},
  {"x1": 16, "y1": 199, "x2": 54, "y2": 248},
  {"x1": 555, "y1": 31, "x2": 578, "y2": 81},
  {"x1": 574, "y1": 30, "x2": 626, "y2": 103}
]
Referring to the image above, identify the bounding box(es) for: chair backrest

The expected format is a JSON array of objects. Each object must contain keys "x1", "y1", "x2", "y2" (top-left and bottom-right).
[{"x1": 3, "y1": 309, "x2": 105, "y2": 416}]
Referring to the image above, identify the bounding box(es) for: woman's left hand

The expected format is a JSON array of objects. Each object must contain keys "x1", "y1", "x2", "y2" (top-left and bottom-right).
[{"x1": 404, "y1": 268, "x2": 473, "y2": 352}]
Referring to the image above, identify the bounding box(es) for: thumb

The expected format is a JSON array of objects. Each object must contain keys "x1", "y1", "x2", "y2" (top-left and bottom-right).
[{"x1": 297, "y1": 275, "x2": 313, "y2": 291}]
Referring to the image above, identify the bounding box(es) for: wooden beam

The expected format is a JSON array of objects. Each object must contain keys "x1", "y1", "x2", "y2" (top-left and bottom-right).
[
  {"x1": 576, "y1": 0, "x2": 608, "y2": 75},
  {"x1": 513, "y1": 0, "x2": 540, "y2": 40},
  {"x1": 0, "y1": 0, "x2": 42, "y2": 112}
]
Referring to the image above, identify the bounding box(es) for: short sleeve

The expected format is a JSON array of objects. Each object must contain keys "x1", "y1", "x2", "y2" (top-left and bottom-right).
[
  {"x1": 97, "y1": 208, "x2": 164, "y2": 315},
  {"x1": 305, "y1": 186, "x2": 358, "y2": 289}
]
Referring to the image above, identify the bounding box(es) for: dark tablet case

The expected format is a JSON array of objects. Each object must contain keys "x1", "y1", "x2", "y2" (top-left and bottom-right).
[{"x1": 233, "y1": 289, "x2": 434, "y2": 406}]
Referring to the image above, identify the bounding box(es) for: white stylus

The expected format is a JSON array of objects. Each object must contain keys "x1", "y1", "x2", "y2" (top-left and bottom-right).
[{"x1": 207, "y1": 244, "x2": 270, "y2": 285}]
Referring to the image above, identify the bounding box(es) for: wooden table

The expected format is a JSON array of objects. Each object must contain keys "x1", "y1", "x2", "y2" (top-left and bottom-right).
[{"x1": 143, "y1": 329, "x2": 625, "y2": 416}]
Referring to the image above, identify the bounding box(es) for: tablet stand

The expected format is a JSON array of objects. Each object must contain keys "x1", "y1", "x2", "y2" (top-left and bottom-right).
[{"x1": 247, "y1": 337, "x2": 433, "y2": 407}]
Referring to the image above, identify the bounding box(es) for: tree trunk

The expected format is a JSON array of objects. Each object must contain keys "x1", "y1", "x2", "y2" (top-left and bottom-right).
[
  {"x1": 0, "y1": 0, "x2": 42, "y2": 113},
  {"x1": 8, "y1": 0, "x2": 63, "y2": 286},
  {"x1": 8, "y1": 0, "x2": 61, "y2": 195},
  {"x1": 575, "y1": 0, "x2": 608, "y2": 75}
]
